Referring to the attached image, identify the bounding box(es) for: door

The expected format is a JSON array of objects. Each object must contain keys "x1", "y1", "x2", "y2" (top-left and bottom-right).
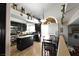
[{"x1": 0, "y1": 3, "x2": 6, "y2": 56}]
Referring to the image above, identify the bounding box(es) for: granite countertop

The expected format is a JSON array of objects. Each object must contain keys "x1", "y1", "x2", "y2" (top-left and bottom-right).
[{"x1": 17, "y1": 35, "x2": 34, "y2": 38}]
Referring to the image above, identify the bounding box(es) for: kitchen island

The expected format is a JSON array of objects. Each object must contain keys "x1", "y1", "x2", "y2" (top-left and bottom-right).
[{"x1": 17, "y1": 35, "x2": 34, "y2": 51}]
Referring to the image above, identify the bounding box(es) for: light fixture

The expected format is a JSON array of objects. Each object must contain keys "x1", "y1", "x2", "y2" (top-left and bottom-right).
[{"x1": 40, "y1": 19, "x2": 46, "y2": 23}]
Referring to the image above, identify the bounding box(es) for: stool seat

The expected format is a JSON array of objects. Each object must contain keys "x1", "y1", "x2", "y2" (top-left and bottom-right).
[{"x1": 42, "y1": 35, "x2": 58, "y2": 56}]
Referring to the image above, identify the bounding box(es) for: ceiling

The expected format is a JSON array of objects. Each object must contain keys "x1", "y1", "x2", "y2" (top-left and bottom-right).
[
  {"x1": 18, "y1": 3, "x2": 63, "y2": 20},
  {"x1": 71, "y1": 18, "x2": 79, "y2": 25},
  {"x1": 18, "y1": 3, "x2": 79, "y2": 24},
  {"x1": 66, "y1": 3, "x2": 79, "y2": 12},
  {"x1": 65, "y1": 3, "x2": 79, "y2": 25}
]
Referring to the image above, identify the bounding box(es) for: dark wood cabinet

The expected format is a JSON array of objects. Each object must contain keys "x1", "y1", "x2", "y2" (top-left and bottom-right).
[
  {"x1": 11, "y1": 21, "x2": 27, "y2": 32},
  {"x1": 17, "y1": 36, "x2": 33, "y2": 51}
]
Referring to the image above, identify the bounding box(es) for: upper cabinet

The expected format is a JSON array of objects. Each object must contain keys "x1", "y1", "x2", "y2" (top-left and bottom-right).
[
  {"x1": 10, "y1": 8, "x2": 28, "y2": 21},
  {"x1": 10, "y1": 4, "x2": 40, "y2": 24}
]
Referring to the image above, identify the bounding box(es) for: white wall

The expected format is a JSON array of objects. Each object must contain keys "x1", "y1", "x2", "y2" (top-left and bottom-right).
[
  {"x1": 6, "y1": 4, "x2": 11, "y2": 56},
  {"x1": 41, "y1": 24, "x2": 49, "y2": 41},
  {"x1": 63, "y1": 25, "x2": 68, "y2": 43},
  {"x1": 41, "y1": 23, "x2": 58, "y2": 42},
  {"x1": 48, "y1": 23, "x2": 58, "y2": 36}
]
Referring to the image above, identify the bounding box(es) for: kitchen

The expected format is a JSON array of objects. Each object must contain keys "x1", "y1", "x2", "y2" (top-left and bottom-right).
[
  {"x1": 10, "y1": 3, "x2": 41, "y2": 56},
  {"x1": 1, "y1": 3, "x2": 79, "y2": 56},
  {"x1": 0, "y1": 3, "x2": 68, "y2": 56},
  {"x1": 10, "y1": 3, "x2": 59, "y2": 56}
]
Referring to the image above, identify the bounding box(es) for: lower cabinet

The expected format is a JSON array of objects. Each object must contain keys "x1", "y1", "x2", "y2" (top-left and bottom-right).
[
  {"x1": 34, "y1": 34, "x2": 40, "y2": 42},
  {"x1": 17, "y1": 37, "x2": 33, "y2": 51}
]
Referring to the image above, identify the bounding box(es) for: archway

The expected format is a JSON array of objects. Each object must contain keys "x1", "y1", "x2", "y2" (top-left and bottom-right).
[{"x1": 44, "y1": 16, "x2": 58, "y2": 24}]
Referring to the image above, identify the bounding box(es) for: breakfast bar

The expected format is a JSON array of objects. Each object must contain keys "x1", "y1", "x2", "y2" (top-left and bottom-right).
[{"x1": 17, "y1": 35, "x2": 34, "y2": 51}]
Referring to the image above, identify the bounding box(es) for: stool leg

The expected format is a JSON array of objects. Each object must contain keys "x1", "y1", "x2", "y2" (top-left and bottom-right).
[
  {"x1": 42, "y1": 42, "x2": 43, "y2": 56},
  {"x1": 45, "y1": 51, "x2": 47, "y2": 56}
]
